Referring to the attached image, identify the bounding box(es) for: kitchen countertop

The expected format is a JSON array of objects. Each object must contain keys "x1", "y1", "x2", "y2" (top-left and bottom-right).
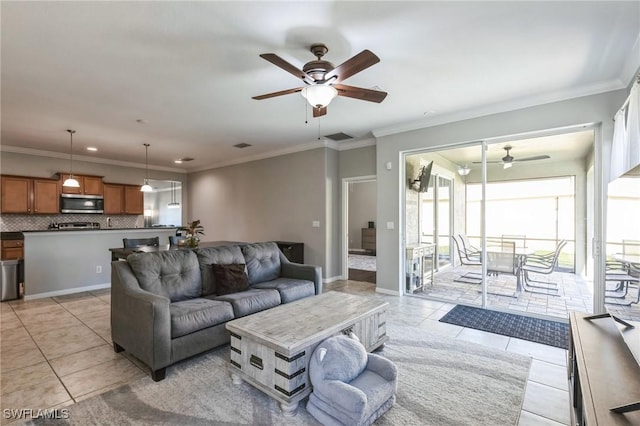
[{"x1": 21, "y1": 227, "x2": 178, "y2": 233}]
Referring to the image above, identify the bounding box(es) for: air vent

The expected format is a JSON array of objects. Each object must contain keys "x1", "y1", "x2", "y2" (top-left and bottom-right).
[
  {"x1": 324, "y1": 132, "x2": 353, "y2": 141},
  {"x1": 233, "y1": 143, "x2": 252, "y2": 149}
]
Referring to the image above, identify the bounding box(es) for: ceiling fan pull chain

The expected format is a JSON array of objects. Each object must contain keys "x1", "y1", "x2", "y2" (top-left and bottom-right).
[
  {"x1": 305, "y1": 97, "x2": 308, "y2": 124},
  {"x1": 318, "y1": 116, "x2": 321, "y2": 140}
]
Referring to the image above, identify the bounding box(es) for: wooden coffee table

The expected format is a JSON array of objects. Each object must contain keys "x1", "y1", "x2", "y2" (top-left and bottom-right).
[{"x1": 225, "y1": 291, "x2": 389, "y2": 415}]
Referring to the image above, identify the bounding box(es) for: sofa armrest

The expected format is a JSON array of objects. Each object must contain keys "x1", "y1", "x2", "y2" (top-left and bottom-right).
[
  {"x1": 315, "y1": 379, "x2": 367, "y2": 413},
  {"x1": 111, "y1": 261, "x2": 172, "y2": 370},
  {"x1": 366, "y1": 353, "x2": 398, "y2": 383},
  {"x1": 280, "y1": 255, "x2": 323, "y2": 295}
]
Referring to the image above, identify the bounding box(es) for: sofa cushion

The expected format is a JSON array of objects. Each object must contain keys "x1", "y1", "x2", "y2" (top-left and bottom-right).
[
  {"x1": 169, "y1": 298, "x2": 234, "y2": 338},
  {"x1": 194, "y1": 245, "x2": 244, "y2": 296},
  {"x1": 127, "y1": 250, "x2": 201, "y2": 302},
  {"x1": 211, "y1": 263, "x2": 250, "y2": 295},
  {"x1": 252, "y1": 278, "x2": 315, "y2": 303},
  {"x1": 241, "y1": 242, "x2": 281, "y2": 285},
  {"x1": 212, "y1": 288, "x2": 281, "y2": 318}
]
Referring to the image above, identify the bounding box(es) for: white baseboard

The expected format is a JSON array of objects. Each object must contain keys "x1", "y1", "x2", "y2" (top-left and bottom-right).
[
  {"x1": 24, "y1": 283, "x2": 111, "y2": 301},
  {"x1": 323, "y1": 275, "x2": 344, "y2": 284},
  {"x1": 375, "y1": 287, "x2": 400, "y2": 296}
]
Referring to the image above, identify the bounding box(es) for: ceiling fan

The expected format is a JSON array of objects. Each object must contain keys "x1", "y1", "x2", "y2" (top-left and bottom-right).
[
  {"x1": 474, "y1": 146, "x2": 551, "y2": 169},
  {"x1": 252, "y1": 43, "x2": 387, "y2": 117}
]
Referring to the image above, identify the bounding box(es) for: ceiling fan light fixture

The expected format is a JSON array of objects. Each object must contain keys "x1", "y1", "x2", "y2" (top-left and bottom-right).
[
  {"x1": 503, "y1": 162, "x2": 513, "y2": 169},
  {"x1": 457, "y1": 165, "x2": 471, "y2": 176},
  {"x1": 301, "y1": 85, "x2": 338, "y2": 108}
]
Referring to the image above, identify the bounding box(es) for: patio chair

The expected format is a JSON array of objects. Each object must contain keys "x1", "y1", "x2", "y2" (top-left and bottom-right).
[
  {"x1": 459, "y1": 234, "x2": 481, "y2": 259},
  {"x1": 521, "y1": 240, "x2": 566, "y2": 293},
  {"x1": 122, "y1": 237, "x2": 160, "y2": 248},
  {"x1": 452, "y1": 234, "x2": 482, "y2": 284},
  {"x1": 486, "y1": 241, "x2": 517, "y2": 276},
  {"x1": 501, "y1": 235, "x2": 526, "y2": 249},
  {"x1": 605, "y1": 260, "x2": 640, "y2": 306}
]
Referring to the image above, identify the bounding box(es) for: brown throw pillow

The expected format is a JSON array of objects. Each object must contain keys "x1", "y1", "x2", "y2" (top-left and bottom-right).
[{"x1": 211, "y1": 263, "x2": 249, "y2": 295}]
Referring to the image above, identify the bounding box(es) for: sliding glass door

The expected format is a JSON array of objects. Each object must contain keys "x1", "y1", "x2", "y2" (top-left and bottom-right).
[{"x1": 402, "y1": 128, "x2": 593, "y2": 321}]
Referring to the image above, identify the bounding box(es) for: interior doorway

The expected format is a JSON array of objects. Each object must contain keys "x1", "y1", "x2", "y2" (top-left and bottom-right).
[{"x1": 342, "y1": 176, "x2": 376, "y2": 283}]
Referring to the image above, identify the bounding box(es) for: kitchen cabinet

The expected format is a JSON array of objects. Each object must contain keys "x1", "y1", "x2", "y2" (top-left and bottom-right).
[
  {"x1": 1, "y1": 240, "x2": 23, "y2": 260},
  {"x1": 60, "y1": 174, "x2": 103, "y2": 195},
  {"x1": 1, "y1": 175, "x2": 59, "y2": 214},
  {"x1": 103, "y1": 183, "x2": 143, "y2": 215}
]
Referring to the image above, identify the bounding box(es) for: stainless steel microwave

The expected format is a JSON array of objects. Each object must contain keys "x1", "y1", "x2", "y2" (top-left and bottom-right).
[{"x1": 60, "y1": 194, "x2": 104, "y2": 214}]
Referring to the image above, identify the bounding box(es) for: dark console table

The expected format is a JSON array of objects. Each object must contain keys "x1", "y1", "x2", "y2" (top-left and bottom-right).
[
  {"x1": 273, "y1": 241, "x2": 304, "y2": 263},
  {"x1": 569, "y1": 312, "x2": 640, "y2": 425}
]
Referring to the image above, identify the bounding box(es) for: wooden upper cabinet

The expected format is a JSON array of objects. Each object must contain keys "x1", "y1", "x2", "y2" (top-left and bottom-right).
[
  {"x1": 83, "y1": 176, "x2": 103, "y2": 195},
  {"x1": 103, "y1": 184, "x2": 142, "y2": 215},
  {"x1": 32, "y1": 179, "x2": 59, "y2": 214},
  {"x1": 60, "y1": 174, "x2": 103, "y2": 196},
  {"x1": 124, "y1": 185, "x2": 143, "y2": 215},
  {"x1": 1, "y1": 175, "x2": 59, "y2": 214},
  {"x1": 103, "y1": 184, "x2": 124, "y2": 214},
  {"x1": 1, "y1": 176, "x2": 31, "y2": 213}
]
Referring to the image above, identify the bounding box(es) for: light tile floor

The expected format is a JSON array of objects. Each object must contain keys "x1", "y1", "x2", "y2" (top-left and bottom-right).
[{"x1": 1, "y1": 281, "x2": 570, "y2": 425}]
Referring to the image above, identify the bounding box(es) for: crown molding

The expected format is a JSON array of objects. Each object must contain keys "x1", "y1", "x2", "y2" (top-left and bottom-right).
[
  {"x1": 0, "y1": 145, "x2": 187, "y2": 174},
  {"x1": 189, "y1": 139, "x2": 336, "y2": 172},
  {"x1": 336, "y1": 137, "x2": 376, "y2": 151},
  {"x1": 373, "y1": 80, "x2": 626, "y2": 138}
]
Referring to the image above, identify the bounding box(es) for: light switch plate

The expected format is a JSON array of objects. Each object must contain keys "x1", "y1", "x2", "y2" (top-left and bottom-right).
[
  {"x1": 312, "y1": 221, "x2": 320, "y2": 228},
  {"x1": 386, "y1": 221, "x2": 394, "y2": 230}
]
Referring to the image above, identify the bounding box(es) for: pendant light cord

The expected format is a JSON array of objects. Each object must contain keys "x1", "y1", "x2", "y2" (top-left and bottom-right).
[
  {"x1": 67, "y1": 129, "x2": 76, "y2": 177},
  {"x1": 144, "y1": 143, "x2": 150, "y2": 182}
]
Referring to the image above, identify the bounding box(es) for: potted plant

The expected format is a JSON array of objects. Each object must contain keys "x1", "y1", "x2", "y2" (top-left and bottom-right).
[{"x1": 178, "y1": 220, "x2": 205, "y2": 248}]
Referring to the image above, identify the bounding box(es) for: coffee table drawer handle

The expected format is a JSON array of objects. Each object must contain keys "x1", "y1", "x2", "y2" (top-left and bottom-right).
[{"x1": 250, "y1": 355, "x2": 263, "y2": 370}]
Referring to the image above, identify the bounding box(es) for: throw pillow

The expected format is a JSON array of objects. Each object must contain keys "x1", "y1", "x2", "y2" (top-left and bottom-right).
[{"x1": 211, "y1": 263, "x2": 249, "y2": 295}]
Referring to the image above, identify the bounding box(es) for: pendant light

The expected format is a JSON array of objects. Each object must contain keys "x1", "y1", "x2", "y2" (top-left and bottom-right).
[
  {"x1": 140, "y1": 143, "x2": 152, "y2": 192},
  {"x1": 168, "y1": 181, "x2": 180, "y2": 208},
  {"x1": 62, "y1": 129, "x2": 80, "y2": 187}
]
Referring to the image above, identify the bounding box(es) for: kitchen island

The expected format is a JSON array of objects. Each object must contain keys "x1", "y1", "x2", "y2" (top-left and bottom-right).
[{"x1": 23, "y1": 228, "x2": 176, "y2": 299}]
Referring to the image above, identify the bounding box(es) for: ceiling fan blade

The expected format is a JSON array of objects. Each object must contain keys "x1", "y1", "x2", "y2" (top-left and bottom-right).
[
  {"x1": 259, "y1": 53, "x2": 314, "y2": 84},
  {"x1": 514, "y1": 155, "x2": 551, "y2": 162},
  {"x1": 334, "y1": 84, "x2": 387, "y2": 103},
  {"x1": 473, "y1": 160, "x2": 502, "y2": 164},
  {"x1": 324, "y1": 50, "x2": 380, "y2": 83},
  {"x1": 313, "y1": 106, "x2": 327, "y2": 118},
  {"x1": 252, "y1": 87, "x2": 303, "y2": 100}
]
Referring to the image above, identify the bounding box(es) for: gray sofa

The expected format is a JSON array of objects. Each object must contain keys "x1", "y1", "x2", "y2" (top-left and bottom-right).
[{"x1": 111, "y1": 242, "x2": 322, "y2": 381}]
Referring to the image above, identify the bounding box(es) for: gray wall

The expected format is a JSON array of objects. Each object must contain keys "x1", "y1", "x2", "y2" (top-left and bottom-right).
[
  {"x1": 339, "y1": 144, "x2": 376, "y2": 178},
  {"x1": 376, "y1": 90, "x2": 626, "y2": 294},
  {"x1": 325, "y1": 148, "x2": 340, "y2": 279},
  {"x1": 348, "y1": 181, "x2": 376, "y2": 249},
  {"x1": 187, "y1": 148, "x2": 330, "y2": 276}
]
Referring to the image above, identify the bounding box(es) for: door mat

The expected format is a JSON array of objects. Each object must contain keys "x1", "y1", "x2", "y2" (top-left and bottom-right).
[{"x1": 439, "y1": 305, "x2": 569, "y2": 349}]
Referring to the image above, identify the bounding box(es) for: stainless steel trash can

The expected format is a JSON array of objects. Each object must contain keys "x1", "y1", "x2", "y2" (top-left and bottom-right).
[{"x1": 1, "y1": 259, "x2": 21, "y2": 301}]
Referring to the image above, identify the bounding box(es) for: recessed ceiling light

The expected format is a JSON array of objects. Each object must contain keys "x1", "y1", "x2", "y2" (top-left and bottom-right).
[
  {"x1": 174, "y1": 160, "x2": 183, "y2": 164},
  {"x1": 86, "y1": 147, "x2": 98, "y2": 152}
]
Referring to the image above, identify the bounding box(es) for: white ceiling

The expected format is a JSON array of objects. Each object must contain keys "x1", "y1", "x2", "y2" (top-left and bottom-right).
[{"x1": 1, "y1": 1, "x2": 639, "y2": 172}]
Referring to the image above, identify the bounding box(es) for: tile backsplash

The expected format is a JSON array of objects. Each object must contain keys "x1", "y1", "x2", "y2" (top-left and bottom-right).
[{"x1": 0, "y1": 214, "x2": 142, "y2": 231}]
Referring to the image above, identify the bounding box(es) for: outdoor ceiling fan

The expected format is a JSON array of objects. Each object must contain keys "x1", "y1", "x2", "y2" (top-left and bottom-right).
[
  {"x1": 474, "y1": 146, "x2": 550, "y2": 169},
  {"x1": 252, "y1": 43, "x2": 387, "y2": 117}
]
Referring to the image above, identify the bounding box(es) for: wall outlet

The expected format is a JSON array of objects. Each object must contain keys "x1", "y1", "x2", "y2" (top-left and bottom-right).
[
  {"x1": 386, "y1": 221, "x2": 394, "y2": 230},
  {"x1": 96, "y1": 265, "x2": 102, "y2": 274},
  {"x1": 312, "y1": 220, "x2": 320, "y2": 228}
]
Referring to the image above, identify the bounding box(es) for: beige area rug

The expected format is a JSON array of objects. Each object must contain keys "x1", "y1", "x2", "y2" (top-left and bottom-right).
[{"x1": 28, "y1": 325, "x2": 531, "y2": 425}]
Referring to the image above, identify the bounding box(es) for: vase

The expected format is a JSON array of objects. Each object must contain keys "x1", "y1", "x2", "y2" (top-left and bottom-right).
[{"x1": 185, "y1": 237, "x2": 199, "y2": 248}]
